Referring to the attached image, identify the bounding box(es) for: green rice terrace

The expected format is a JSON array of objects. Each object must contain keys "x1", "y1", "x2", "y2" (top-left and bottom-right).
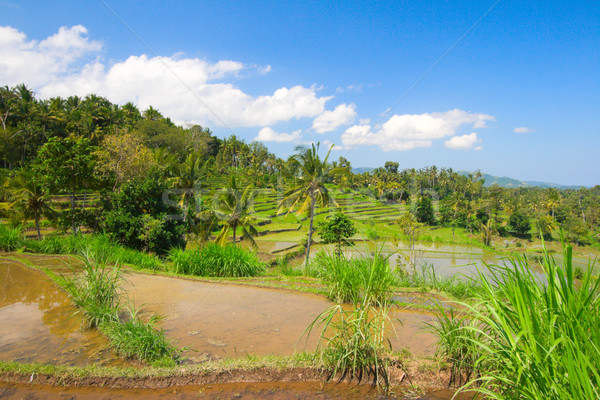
[{"x1": 1, "y1": 85, "x2": 599, "y2": 399}]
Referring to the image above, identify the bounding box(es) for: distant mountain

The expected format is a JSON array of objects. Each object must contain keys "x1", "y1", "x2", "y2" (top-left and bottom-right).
[
  {"x1": 352, "y1": 167, "x2": 374, "y2": 174},
  {"x1": 465, "y1": 172, "x2": 584, "y2": 190}
]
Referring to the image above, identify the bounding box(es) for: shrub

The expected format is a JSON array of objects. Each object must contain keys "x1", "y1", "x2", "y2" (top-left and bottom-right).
[{"x1": 169, "y1": 243, "x2": 265, "y2": 277}]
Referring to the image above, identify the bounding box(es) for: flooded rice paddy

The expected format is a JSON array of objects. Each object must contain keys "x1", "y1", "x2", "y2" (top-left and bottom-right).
[
  {"x1": 0, "y1": 254, "x2": 436, "y2": 367},
  {"x1": 0, "y1": 257, "x2": 124, "y2": 367}
]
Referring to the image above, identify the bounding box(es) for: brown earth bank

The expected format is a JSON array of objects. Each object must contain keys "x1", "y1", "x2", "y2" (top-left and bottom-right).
[{"x1": 0, "y1": 361, "x2": 457, "y2": 399}]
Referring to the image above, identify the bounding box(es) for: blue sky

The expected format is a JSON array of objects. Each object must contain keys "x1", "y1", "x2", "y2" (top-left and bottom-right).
[{"x1": 1, "y1": 0, "x2": 598, "y2": 185}]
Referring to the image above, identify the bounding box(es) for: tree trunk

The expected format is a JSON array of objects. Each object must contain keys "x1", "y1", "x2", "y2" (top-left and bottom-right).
[
  {"x1": 70, "y1": 191, "x2": 77, "y2": 235},
  {"x1": 35, "y1": 213, "x2": 41, "y2": 240},
  {"x1": 304, "y1": 191, "x2": 316, "y2": 267},
  {"x1": 232, "y1": 222, "x2": 237, "y2": 245}
]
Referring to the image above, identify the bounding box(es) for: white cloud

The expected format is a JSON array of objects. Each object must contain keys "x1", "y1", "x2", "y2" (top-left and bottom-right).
[
  {"x1": 514, "y1": 126, "x2": 534, "y2": 134},
  {"x1": 312, "y1": 103, "x2": 357, "y2": 133},
  {"x1": 1, "y1": 25, "x2": 332, "y2": 128},
  {"x1": 0, "y1": 25, "x2": 101, "y2": 88},
  {"x1": 444, "y1": 132, "x2": 480, "y2": 150},
  {"x1": 341, "y1": 109, "x2": 494, "y2": 151},
  {"x1": 253, "y1": 127, "x2": 301, "y2": 143},
  {"x1": 258, "y1": 65, "x2": 271, "y2": 74},
  {"x1": 335, "y1": 84, "x2": 363, "y2": 93}
]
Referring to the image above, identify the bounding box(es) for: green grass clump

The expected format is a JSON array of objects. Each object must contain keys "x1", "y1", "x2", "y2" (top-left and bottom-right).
[
  {"x1": 0, "y1": 224, "x2": 23, "y2": 251},
  {"x1": 58, "y1": 251, "x2": 180, "y2": 365},
  {"x1": 430, "y1": 239, "x2": 600, "y2": 399},
  {"x1": 58, "y1": 251, "x2": 122, "y2": 328},
  {"x1": 308, "y1": 250, "x2": 395, "y2": 305},
  {"x1": 169, "y1": 243, "x2": 266, "y2": 277},
  {"x1": 102, "y1": 304, "x2": 179, "y2": 367}
]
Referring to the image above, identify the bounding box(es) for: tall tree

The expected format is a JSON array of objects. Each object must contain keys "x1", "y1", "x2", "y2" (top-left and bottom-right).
[
  {"x1": 34, "y1": 137, "x2": 97, "y2": 235},
  {"x1": 9, "y1": 169, "x2": 54, "y2": 239},
  {"x1": 213, "y1": 176, "x2": 258, "y2": 247},
  {"x1": 278, "y1": 143, "x2": 342, "y2": 266}
]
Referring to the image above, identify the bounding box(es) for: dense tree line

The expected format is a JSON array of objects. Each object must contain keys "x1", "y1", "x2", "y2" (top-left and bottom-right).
[{"x1": 1, "y1": 83, "x2": 599, "y2": 255}]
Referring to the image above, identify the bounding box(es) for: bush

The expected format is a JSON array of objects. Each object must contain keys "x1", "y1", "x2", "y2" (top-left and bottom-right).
[
  {"x1": 507, "y1": 211, "x2": 530, "y2": 238},
  {"x1": 169, "y1": 243, "x2": 265, "y2": 277},
  {"x1": 102, "y1": 177, "x2": 185, "y2": 256}
]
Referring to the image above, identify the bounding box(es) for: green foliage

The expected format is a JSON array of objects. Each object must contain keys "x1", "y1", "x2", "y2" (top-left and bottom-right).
[
  {"x1": 394, "y1": 259, "x2": 480, "y2": 299},
  {"x1": 58, "y1": 250, "x2": 179, "y2": 364},
  {"x1": 102, "y1": 303, "x2": 179, "y2": 366},
  {"x1": 303, "y1": 250, "x2": 397, "y2": 387},
  {"x1": 8, "y1": 168, "x2": 55, "y2": 239},
  {"x1": 0, "y1": 223, "x2": 23, "y2": 251},
  {"x1": 507, "y1": 211, "x2": 531, "y2": 238},
  {"x1": 23, "y1": 234, "x2": 163, "y2": 271},
  {"x1": 425, "y1": 306, "x2": 482, "y2": 387},
  {"x1": 102, "y1": 176, "x2": 185, "y2": 256},
  {"x1": 58, "y1": 251, "x2": 122, "y2": 328},
  {"x1": 318, "y1": 212, "x2": 356, "y2": 255},
  {"x1": 213, "y1": 176, "x2": 259, "y2": 247},
  {"x1": 415, "y1": 196, "x2": 435, "y2": 224},
  {"x1": 308, "y1": 251, "x2": 395, "y2": 305},
  {"x1": 169, "y1": 243, "x2": 266, "y2": 277},
  {"x1": 306, "y1": 303, "x2": 393, "y2": 387},
  {"x1": 431, "y1": 242, "x2": 600, "y2": 399}
]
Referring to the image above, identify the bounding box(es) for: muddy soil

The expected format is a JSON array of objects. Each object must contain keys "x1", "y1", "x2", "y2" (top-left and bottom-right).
[{"x1": 124, "y1": 272, "x2": 436, "y2": 361}]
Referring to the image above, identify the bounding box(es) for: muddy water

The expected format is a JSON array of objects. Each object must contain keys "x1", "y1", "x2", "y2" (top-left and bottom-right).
[
  {"x1": 125, "y1": 274, "x2": 436, "y2": 361},
  {"x1": 0, "y1": 381, "x2": 414, "y2": 399},
  {"x1": 0, "y1": 258, "x2": 124, "y2": 366}
]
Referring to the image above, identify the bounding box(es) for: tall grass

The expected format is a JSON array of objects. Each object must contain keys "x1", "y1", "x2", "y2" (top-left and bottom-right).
[
  {"x1": 430, "y1": 240, "x2": 600, "y2": 399},
  {"x1": 169, "y1": 243, "x2": 265, "y2": 277},
  {"x1": 58, "y1": 251, "x2": 180, "y2": 366},
  {"x1": 307, "y1": 250, "x2": 396, "y2": 305},
  {"x1": 24, "y1": 234, "x2": 163, "y2": 271},
  {"x1": 0, "y1": 223, "x2": 23, "y2": 251},
  {"x1": 58, "y1": 251, "x2": 122, "y2": 328},
  {"x1": 303, "y1": 249, "x2": 397, "y2": 388}
]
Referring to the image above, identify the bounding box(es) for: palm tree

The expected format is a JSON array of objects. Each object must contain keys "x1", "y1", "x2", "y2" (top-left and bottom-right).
[
  {"x1": 9, "y1": 170, "x2": 54, "y2": 239},
  {"x1": 213, "y1": 176, "x2": 258, "y2": 248},
  {"x1": 172, "y1": 153, "x2": 212, "y2": 224},
  {"x1": 278, "y1": 143, "x2": 343, "y2": 266}
]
